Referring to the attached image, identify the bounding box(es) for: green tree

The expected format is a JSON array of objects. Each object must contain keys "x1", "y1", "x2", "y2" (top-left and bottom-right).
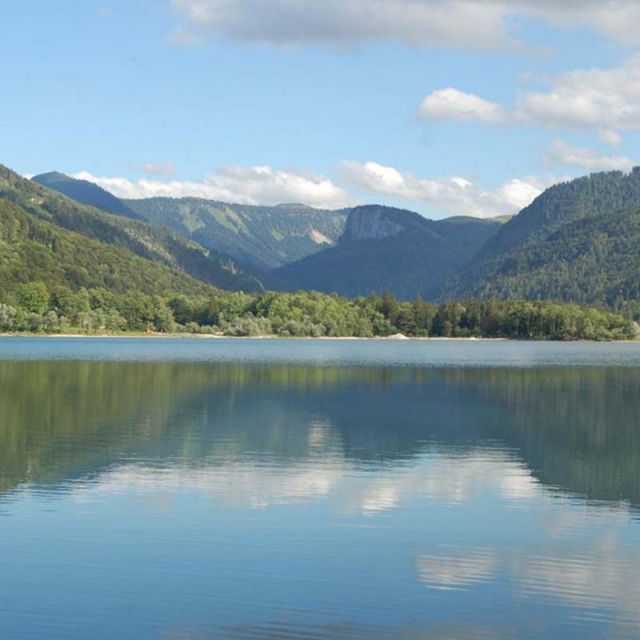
[{"x1": 17, "y1": 282, "x2": 50, "y2": 314}]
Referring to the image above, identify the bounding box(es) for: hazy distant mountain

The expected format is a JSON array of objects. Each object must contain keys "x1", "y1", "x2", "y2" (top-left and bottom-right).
[
  {"x1": 124, "y1": 198, "x2": 349, "y2": 270},
  {"x1": 33, "y1": 171, "x2": 140, "y2": 219},
  {"x1": 274, "y1": 205, "x2": 504, "y2": 299},
  {"x1": 446, "y1": 168, "x2": 640, "y2": 307}
]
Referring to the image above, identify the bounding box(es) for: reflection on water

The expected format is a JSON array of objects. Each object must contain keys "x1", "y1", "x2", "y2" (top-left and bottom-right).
[
  {"x1": 1, "y1": 346, "x2": 640, "y2": 639},
  {"x1": 417, "y1": 547, "x2": 497, "y2": 591}
]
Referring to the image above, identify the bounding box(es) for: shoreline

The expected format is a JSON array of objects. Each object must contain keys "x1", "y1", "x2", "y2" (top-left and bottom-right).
[
  {"x1": 0, "y1": 332, "x2": 507, "y2": 341},
  {"x1": 0, "y1": 333, "x2": 637, "y2": 343}
]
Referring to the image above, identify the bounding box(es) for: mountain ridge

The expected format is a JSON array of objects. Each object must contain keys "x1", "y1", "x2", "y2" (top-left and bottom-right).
[
  {"x1": 339, "y1": 204, "x2": 435, "y2": 244},
  {"x1": 27, "y1": 165, "x2": 640, "y2": 317},
  {"x1": 274, "y1": 204, "x2": 504, "y2": 299},
  {"x1": 33, "y1": 171, "x2": 141, "y2": 219},
  {"x1": 446, "y1": 167, "x2": 640, "y2": 308},
  {"x1": 124, "y1": 196, "x2": 350, "y2": 270},
  {"x1": 0, "y1": 194, "x2": 212, "y2": 303},
  {"x1": 4, "y1": 167, "x2": 260, "y2": 292}
]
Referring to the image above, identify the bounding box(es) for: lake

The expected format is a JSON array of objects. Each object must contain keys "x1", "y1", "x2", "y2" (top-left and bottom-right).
[{"x1": 1, "y1": 337, "x2": 640, "y2": 639}]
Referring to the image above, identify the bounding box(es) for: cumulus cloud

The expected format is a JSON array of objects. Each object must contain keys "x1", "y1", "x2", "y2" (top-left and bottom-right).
[
  {"x1": 73, "y1": 165, "x2": 355, "y2": 209},
  {"x1": 419, "y1": 56, "x2": 640, "y2": 145},
  {"x1": 75, "y1": 160, "x2": 559, "y2": 217},
  {"x1": 418, "y1": 88, "x2": 506, "y2": 123},
  {"x1": 545, "y1": 139, "x2": 635, "y2": 172},
  {"x1": 516, "y1": 55, "x2": 640, "y2": 136},
  {"x1": 341, "y1": 160, "x2": 555, "y2": 217},
  {"x1": 170, "y1": 0, "x2": 640, "y2": 49}
]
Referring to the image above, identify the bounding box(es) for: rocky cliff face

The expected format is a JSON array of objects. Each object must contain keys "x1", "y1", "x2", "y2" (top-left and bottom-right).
[
  {"x1": 340, "y1": 205, "x2": 426, "y2": 244},
  {"x1": 273, "y1": 204, "x2": 505, "y2": 300}
]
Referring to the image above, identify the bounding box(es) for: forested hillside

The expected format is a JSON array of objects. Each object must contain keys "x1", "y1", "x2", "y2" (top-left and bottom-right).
[
  {"x1": 0, "y1": 162, "x2": 636, "y2": 339},
  {"x1": 275, "y1": 205, "x2": 503, "y2": 299},
  {"x1": 0, "y1": 166, "x2": 260, "y2": 291},
  {"x1": 0, "y1": 195, "x2": 219, "y2": 330},
  {"x1": 0, "y1": 195, "x2": 214, "y2": 294},
  {"x1": 4, "y1": 162, "x2": 640, "y2": 333},
  {"x1": 448, "y1": 168, "x2": 640, "y2": 308},
  {"x1": 125, "y1": 197, "x2": 349, "y2": 270},
  {"x1": 29, "y1": 171, "x2": 509, "y2": 300},
  {"x1": 33, "y1": 172, "x2": 140, "y2": 219}
]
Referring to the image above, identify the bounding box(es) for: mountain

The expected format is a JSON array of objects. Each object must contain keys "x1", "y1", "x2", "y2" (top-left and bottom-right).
[
  {"x1": 273, "y1": 205, "x2": 504, "y2": 299},
  {"x1": 29, "y1": 171, "x2": 507, "y2": 300},
  {"x1": 0, "y1": 192, "x2": 212, "y2": 303},
  {"x1": 124, "y1": 197, "x2": 349, "y2": 270},
  {"x1": 0, "y1": 167, "x2": 261, "y2": 292},
  {"x1": 32, "y1": 166, "x2": 640, "y2": 313},
  {"x1": 33, "y1": 171, "x2": 140, "y2": 219},
  {"x1": 446, "y1": 168, "x2": 640, "y2": 307}
]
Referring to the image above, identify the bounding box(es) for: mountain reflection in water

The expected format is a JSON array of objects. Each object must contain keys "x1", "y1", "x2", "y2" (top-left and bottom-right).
[{"x1": 1, "y1": 357, "x2": 639, "y2": 640}]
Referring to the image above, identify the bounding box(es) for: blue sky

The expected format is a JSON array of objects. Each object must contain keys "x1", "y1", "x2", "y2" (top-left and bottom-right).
[{"x1": 2, "y1": 1, "x2": 639, "y2": 217}]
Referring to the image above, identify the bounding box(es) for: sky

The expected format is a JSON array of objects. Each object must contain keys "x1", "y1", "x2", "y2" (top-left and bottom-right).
[{"x1": 2, "y1": 0, "x2": 640, "y2": 218}]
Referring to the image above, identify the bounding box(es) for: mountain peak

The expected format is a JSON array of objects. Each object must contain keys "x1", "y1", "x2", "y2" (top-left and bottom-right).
[
  {"x1": 340, "y1": 204, "x2": 430, "y2": 244},
  {"x1": 35, "y1": 171, "x2": 68, "y2": 181},
  {"x1": 446, "y1": 166, "x2": 640, "y2": 304},
  {"x1": 32, "y1": 171, "x2": 140, "y2": 219}
]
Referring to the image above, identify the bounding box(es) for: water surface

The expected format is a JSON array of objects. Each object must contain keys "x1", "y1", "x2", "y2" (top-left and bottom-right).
[{"x1": 1, "y1": 338, "x2": 639, "y2": 639}]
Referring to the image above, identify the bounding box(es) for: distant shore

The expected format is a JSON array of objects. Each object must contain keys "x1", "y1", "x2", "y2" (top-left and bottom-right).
[
  {"x1": 2, "y1": 332, "x2": 637, "y2": 342},
  {"x1": 0, "y1": 332, "x2": 506, "y2": 341}
]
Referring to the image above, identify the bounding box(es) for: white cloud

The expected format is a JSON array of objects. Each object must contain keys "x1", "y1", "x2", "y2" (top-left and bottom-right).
[
  {"x1": 528, "y1": 0, "x2": 640, "y2": 47},
  {"x1": 170, "y1": 0, "x2": 510, "y2": 50},
  {"x1": 418, "y1": 88, "x2": 506, "y2": 123},
  {"x1": 170, "y1": 0, "x2": 640, "y2": 49},
  {"x1": 545, "y1": 139, "x2": 635, "y2": 172},
  {"x1": 417, "y1": 56, "x2": 640, "y2": 147},
  {"x1": 142, "y1": 160, "x2": 176, "y2": 177},
  {"x1": 516, "y1": 55, "x2": 640, "y2": 137},
  {"x1": 598, "y1": 129, "x2": 622, "y2": 147},
  {"x1": 73, "y1": 165, "x2": 356, "y2": 209},
  {"x1": 75, "y1": 160, "x2": 560, "y2": 217},
  {"x1": 341, "y1": 160, "x2": 555, "y2": 217}
]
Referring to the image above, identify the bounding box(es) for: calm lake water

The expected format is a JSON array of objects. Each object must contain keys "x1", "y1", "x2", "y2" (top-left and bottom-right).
[{"x1": 1, "y1": 338, "x2": 640, "y2": 639}]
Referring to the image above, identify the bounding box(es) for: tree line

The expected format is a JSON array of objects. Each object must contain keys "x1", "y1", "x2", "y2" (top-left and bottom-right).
[{"x1": 0, "y1": 283, "x2": 636, "y2": 340}]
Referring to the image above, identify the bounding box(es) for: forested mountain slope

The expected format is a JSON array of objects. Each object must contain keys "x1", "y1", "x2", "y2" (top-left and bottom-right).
[
  {"x1": 0, "y1": 197, "x2": 212, "y2": 301},
  {"x1": 33, "y1": 172, "x2": 140, "y2": 219},
  {"x1": 446, "y1": 168, "x2": 640, "y2": 307},
  {"x1": 125, "y1": 197, "x2": 349, "y2": 270},
  {"x1": 28, "y1": 165, "x2": 640, "y2": 313},
  {"x1": 274, "y1": 205, "x2": 503, "y2": 299},
  {"x1": 0, "y1": 166, "x2": 260, "y2": 291}
]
